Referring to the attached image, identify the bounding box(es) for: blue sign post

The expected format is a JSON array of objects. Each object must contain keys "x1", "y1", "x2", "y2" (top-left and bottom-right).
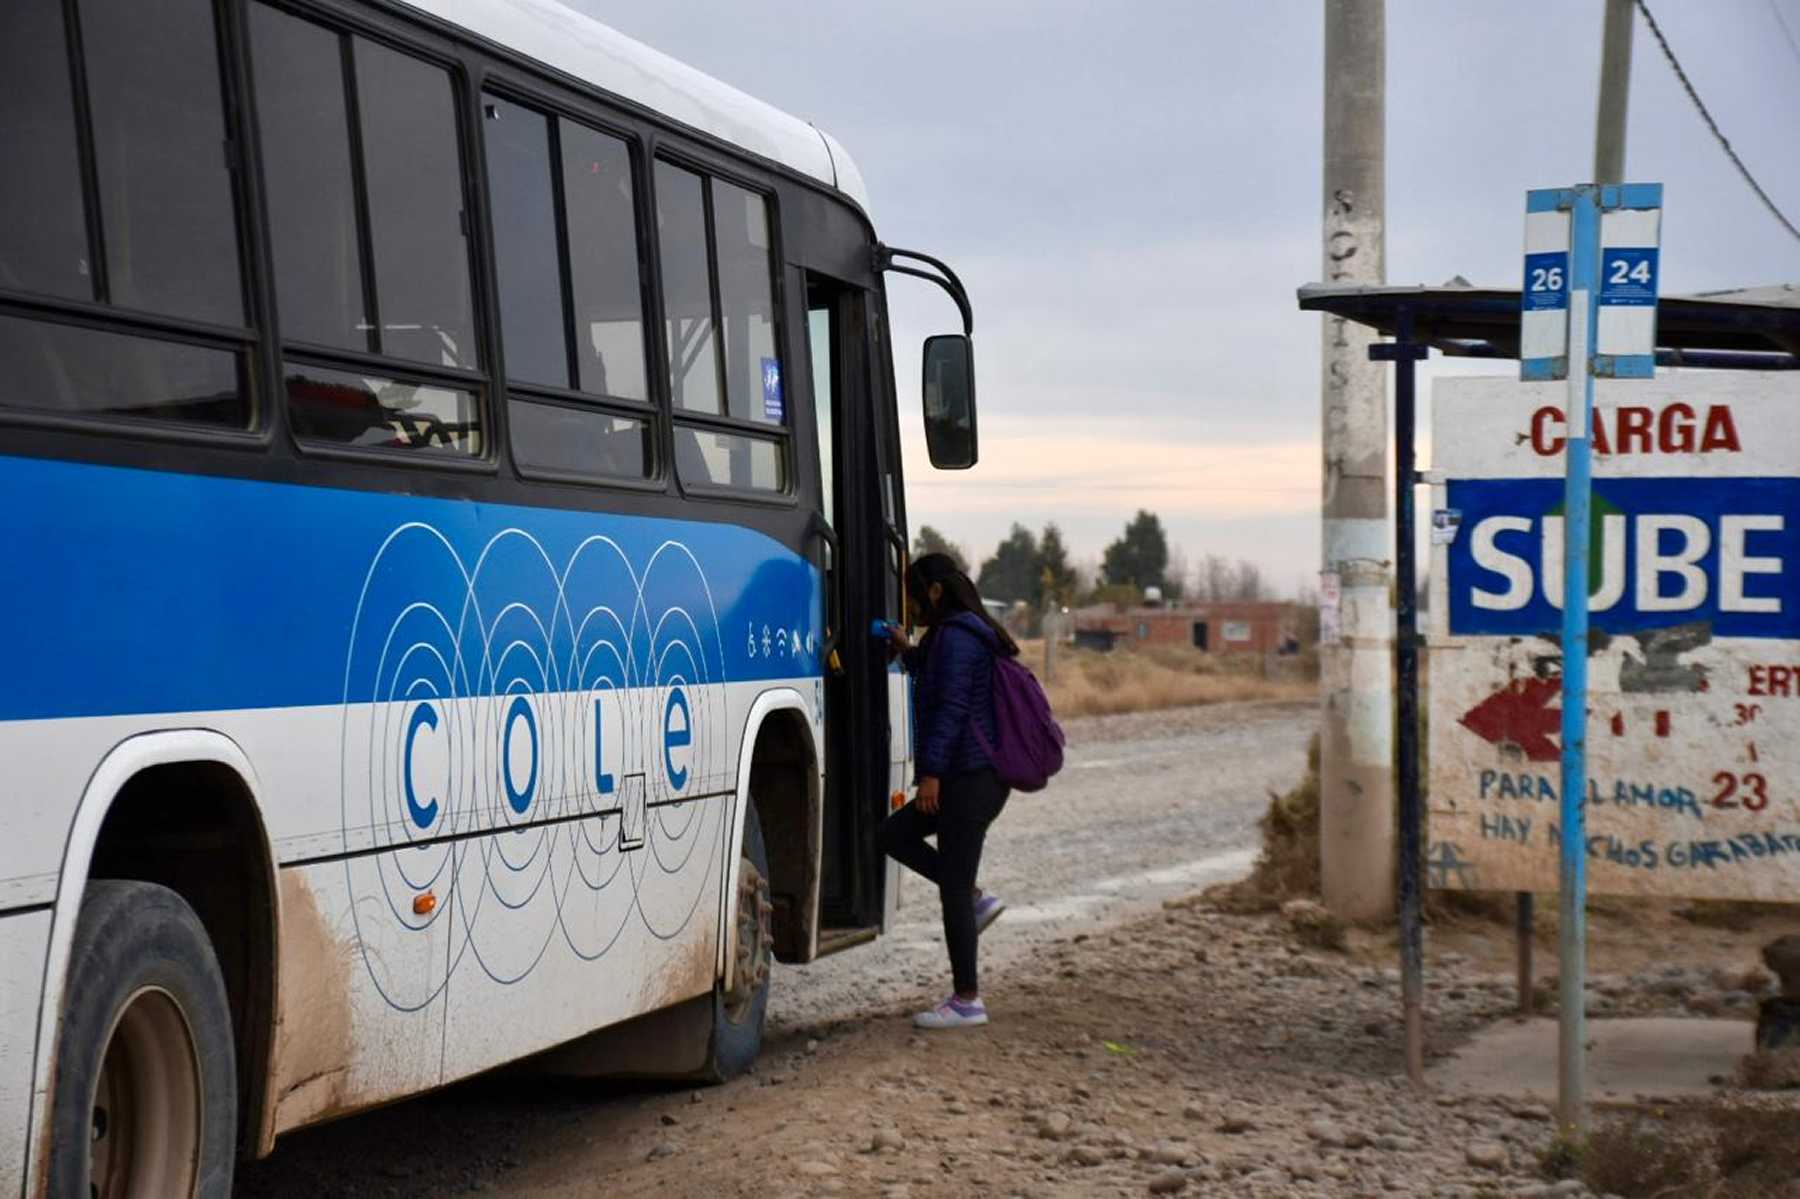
[{"x1": 1520, "y1": 182, "x2": 1662, "y2": 1135}]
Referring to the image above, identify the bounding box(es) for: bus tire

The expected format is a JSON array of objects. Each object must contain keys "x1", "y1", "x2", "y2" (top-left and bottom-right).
[
  {"x1": 46, "y1": 880, "x2": 237, "y2": 1199},
  {"x1": 706, "y1": 800, "x2": 773, "y2": 1081}
]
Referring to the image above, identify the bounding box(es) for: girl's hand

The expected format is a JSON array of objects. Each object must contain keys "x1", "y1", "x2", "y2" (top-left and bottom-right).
[
  {"x1": 917, "y1": 776, "x2": 941, "y2": 814},
  {"x1": 885, "y1": 623, "x2": 909, "y2": 658}
]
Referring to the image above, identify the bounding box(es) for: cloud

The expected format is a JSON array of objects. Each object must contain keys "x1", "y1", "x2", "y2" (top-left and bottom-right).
[{"x1": 571, "y1": 0, "x2": 1800, "y2": 595}]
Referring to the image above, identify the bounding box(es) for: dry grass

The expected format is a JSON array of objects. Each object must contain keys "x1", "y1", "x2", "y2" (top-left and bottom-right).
[
  {"x1": 1281, "y1": 897, "x2": 1348, "y2": 951},
  {"x1": 1738, "y1": 1048, "x2": 1800, "y2": 1091},
  {"x1": 1576, "y1": 1112, "x2": 1720, "y2": 1197},
  {"x1": 1032, "y1": 642, "x2": 1312, "y2": 720},
  {"x1": 1708, "y1": 1099, "x2": 1800, "y2": 1195},
  {"x1": 1680, "y1": 900, "x2": 1791, "y2": 933},
  {"x1": 1542, "y1": 1101, "x2": 1800, "y2": 1199}
]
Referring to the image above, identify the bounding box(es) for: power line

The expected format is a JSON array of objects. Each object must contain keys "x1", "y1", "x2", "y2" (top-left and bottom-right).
[
  {"x1": 1634, "y1": 0, "x2": 1800, "y2": 244},
  {"x1": 1767, "y1": 0, "x2": 1800, "y2": 69}
]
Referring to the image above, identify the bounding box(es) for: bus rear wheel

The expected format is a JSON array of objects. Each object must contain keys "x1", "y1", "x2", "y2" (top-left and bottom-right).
[
  {"x1": 706, "y1": 801, "x2": 773, "y2": 1080},
  {"x1": 47, "y1": 881, "x2": 237, "y2": 1199}
]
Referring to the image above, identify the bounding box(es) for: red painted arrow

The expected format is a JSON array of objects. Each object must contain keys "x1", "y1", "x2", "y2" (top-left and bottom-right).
[{"x1": 1459, "y1": 677, "x2": 1562, "y2": 762}]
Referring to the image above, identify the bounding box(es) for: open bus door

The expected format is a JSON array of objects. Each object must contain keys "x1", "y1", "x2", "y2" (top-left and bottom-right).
[
  {"x1": 805, "y1": 250, "x2": 976, "y2": 954},
  {"x1": 806, "y1": 273, "x2": 903, "y2": 950}
]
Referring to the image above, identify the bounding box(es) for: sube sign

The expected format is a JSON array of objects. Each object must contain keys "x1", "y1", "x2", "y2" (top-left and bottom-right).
[
  {"x1": 1427, "y1": 372, "x2": 1800, "y2": 901},
  {"x1": 1452, "y1": 478, "x2": 1793, "y2": 635}
]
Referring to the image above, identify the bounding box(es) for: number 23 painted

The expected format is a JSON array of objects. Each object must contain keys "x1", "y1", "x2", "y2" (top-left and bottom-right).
[{"x1": 1712, "y1": 771, "x2": 1769, "y2": 812}]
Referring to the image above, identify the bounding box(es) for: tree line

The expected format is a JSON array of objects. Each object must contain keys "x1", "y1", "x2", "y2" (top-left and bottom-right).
[{"x1": 912, "y1": 509, "x2": 1273, "y2": 611}]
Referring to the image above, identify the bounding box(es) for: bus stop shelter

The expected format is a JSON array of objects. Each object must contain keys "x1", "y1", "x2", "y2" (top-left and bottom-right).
[{"x1": 1295, "y1": 279, "x2": 1800, "y2": 1082}]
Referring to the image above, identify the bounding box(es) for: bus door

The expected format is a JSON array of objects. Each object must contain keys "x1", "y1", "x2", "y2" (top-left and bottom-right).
[{"x1": 805, "y1": 273, "x2": 903, "y2": 947}]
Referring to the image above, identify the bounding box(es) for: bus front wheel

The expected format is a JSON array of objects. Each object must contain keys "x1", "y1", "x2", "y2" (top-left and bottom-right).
[
  {"x1": 706, "y1": 800, "x2": 773, "y2": 1080},
  {"x1": 46, "y1": 880, "x2": 237, "y2": 1199}
]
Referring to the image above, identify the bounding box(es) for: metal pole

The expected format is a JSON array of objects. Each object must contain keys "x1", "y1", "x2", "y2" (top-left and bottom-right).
[
  {"x1": 1557, "y1": 186, "x2": 1601, "y2": 1137},
  {"x1": 1320, "y1": 0, "x2": 1396, "y2": 923},
  {"x1": 1375, "y1": 309, "x2": 1428, "y2": 1085},
  {"x1": 1594, "y1": 0, "x2": 1635, "y2": 185}
]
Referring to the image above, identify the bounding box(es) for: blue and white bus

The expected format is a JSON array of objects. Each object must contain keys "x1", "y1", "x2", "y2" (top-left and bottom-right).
[{"x1": 0, "y1": 1, "x2": 980, "y2": 1192}]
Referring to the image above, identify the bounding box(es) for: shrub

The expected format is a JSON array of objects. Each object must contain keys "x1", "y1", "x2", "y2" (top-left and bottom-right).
[
  {"x1": 1578, "y1": 1113, "x2": 1718, "y2": 1197},
  {"x1": 1708, "y1": 1099, "x2": 1800, "y2": 1197},
  {"x1": 1737, "y1": 1048, "x2": 1800, "y2": 1092}
]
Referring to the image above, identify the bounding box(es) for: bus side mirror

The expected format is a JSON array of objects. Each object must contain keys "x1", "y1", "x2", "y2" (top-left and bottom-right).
[{"x1": 922, "y1": 334, "x2": 977, "y2": 470}]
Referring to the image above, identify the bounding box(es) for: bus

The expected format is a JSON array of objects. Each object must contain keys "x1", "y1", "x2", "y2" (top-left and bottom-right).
[{"x1": 0, "y1": 1, "x2": 979, "y2": 1192}]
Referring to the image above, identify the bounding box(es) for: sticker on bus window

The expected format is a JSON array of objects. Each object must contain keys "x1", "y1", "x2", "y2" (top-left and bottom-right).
[{"x1": 761, "y1": 357, "x2": 783, "y2": 422}]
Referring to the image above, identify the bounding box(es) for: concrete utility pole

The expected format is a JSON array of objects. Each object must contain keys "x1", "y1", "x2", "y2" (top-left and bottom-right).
[
  {"x1": 1319, "y1": 0, "x2": 1394, "y2": 922},
  {"x1": 1594, "y1": 0, "x2": 1635, "y2": 185}
]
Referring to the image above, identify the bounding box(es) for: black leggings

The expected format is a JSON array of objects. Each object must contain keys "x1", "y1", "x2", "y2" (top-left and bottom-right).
[{"x1": 877, "y1": 769, "x2": 1009, "y2": 995}]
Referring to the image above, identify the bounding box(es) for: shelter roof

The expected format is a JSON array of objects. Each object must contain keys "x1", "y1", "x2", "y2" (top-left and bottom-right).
[{"x1": 1297, "y1": 280, "x2": 1800, "y2": 369}]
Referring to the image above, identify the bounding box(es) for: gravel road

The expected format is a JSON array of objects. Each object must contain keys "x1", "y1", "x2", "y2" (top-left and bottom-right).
[{"x1": 236, "y1": 700, "x2": 1314, "y2": 1198}]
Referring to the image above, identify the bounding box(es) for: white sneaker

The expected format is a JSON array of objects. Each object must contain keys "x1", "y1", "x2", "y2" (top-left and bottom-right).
[{"x1": 913, "y1": 994, "x2": 988, "y2": 1029}]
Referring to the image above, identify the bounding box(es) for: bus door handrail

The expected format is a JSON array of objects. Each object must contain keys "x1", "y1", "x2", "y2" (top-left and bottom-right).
[
  {"x1": 883, "y1": 523, "x2": 909, "y2": 634},
  {"x1": 811, "y1": 513, "x2": 842, "y2": 669}
]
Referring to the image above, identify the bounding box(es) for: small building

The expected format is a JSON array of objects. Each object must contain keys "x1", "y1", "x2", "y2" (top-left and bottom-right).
[{"x1": 1073, "y1": 601, "x2": 1301, "y2": 655}]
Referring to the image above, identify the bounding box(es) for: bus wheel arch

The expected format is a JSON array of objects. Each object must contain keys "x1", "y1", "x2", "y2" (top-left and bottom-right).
[
  {"x1": 30, "y1": 731, "x2": 280, "y2": 1191},
  {"x1": 729, "y1": 696, "x2": 822, "y2": 974}
]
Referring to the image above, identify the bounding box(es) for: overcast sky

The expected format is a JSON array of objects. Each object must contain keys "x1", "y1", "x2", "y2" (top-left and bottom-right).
[{"x1": 582, "y1": 0, "x2": 1800, "y2": 595}]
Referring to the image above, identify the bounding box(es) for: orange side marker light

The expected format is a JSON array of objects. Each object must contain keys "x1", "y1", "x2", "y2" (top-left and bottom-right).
[{"x1": 413, "y1": 891, "x2": 437, "y2": 916}]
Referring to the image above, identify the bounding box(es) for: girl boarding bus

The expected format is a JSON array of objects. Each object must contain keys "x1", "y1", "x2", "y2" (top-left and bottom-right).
[{"x1": 0, "y1": 0, "x2": 980, "y2": 1192}]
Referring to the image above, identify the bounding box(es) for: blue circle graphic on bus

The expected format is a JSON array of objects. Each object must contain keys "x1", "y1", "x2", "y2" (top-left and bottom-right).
[
  {"x1": 404, "y1": 701, "x2": 440, "y2": 829},
  {"x1": 663, "y1": 686, "x2": 691, "y2": 791},
  {"x1": 336, "y1": 518, "x2": 783, "y2": 1013},
  {"x1": 503, "y1": 694, "x2": 538, "y2": 815}
]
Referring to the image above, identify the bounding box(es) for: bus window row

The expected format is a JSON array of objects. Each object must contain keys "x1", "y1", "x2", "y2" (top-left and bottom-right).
[{"x1": 0, "y1": 0, "x2": 792, "y2": 495}]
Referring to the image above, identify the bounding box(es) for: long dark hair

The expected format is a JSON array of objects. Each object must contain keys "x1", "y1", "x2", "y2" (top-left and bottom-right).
[{"x1": 907, "y1": 552, "x2": 1020, "y2": 658}]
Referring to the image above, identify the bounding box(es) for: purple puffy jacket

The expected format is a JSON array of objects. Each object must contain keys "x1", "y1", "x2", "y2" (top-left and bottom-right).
[{"x1": 902, "y1": 611, "x2": 1001, "y2": 781}]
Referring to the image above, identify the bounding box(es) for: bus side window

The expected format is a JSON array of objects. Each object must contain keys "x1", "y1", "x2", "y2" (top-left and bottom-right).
[
  {"x1": 83, "y1": 0, "x2": 244, "y2": 326},
  {"x1": 484, "y1": 95, "x2": 567, "y2": 389},
  {"x1": 352, "y1": 41, "x2": 477, "y2": 370},
  {"x1": 712, "y1": 180, "x2": 781, "y2": 428},
  {"x1": 0, "y1": 0, "x2": 249, "y2": 428},
  {"x1": 562, "y1": 122, "x2": 650, "y2": 403},
  {"x1": 655, "y1": 160, "x2": 788, "y2": 494},
  {"x1": 0, "y1": 0, "x2": 89, "y2": 301},
  {"x1": 482, "y1": 93, "x2": 654, "y2": 481},
  {"x1": 249, "y1": 3, "x2": 485, "y2": 456},
  {"x1": 247, "y1": 3, "x2": 366, "y2": 353},
  {"x1": 251, "y1": 3, "x2": 479, "y2": 366},
  {"x1": 655, "y1": 162, "x2": 724, "y2": 417}
]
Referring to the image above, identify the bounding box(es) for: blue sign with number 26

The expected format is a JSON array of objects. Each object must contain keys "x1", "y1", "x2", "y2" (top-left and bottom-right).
[{"x1": 1523, "y1": 251, "x2": 1568, "y2": 311}]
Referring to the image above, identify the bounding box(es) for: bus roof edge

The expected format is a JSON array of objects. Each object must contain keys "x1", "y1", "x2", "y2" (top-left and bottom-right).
[{"x1": 403, "y1": 0, "x2": 872, "y2": 214}]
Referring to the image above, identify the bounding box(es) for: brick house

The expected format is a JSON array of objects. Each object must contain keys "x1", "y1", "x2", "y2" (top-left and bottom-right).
[{"x1": 1072, "y1": 601, "x2": 1301, "y2": 655}]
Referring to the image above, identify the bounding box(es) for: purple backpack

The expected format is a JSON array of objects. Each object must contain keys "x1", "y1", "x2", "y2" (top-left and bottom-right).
[{"x1": 971, "y1": 655, "x2": 1066, "y2": 792}]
